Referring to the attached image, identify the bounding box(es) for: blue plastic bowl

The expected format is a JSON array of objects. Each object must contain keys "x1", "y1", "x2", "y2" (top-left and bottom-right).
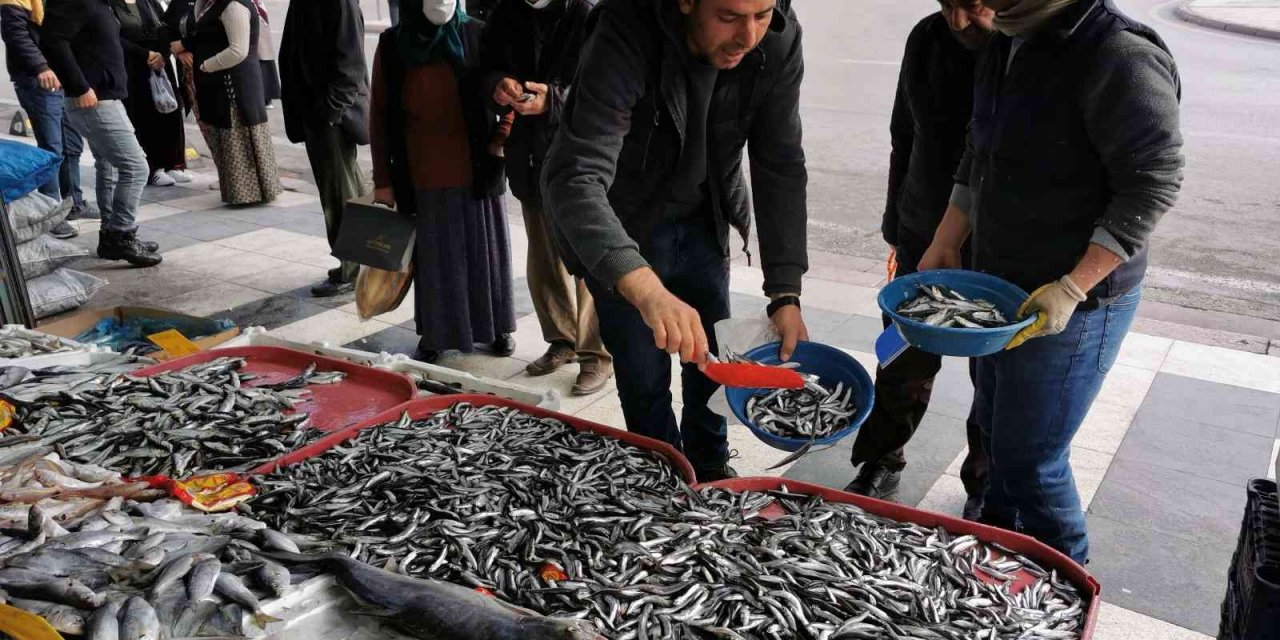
[
  {"x1": 878, "y1": 269, "x2": 1036, "y2": 357},
  {"x1": 724, "y1": 341, "x2": 875, "y2": 452}
]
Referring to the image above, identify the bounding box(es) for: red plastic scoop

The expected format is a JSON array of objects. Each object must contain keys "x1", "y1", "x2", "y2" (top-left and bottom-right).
[{"x1": 703, "y1": 362, "x2": 805, "y2": 389}]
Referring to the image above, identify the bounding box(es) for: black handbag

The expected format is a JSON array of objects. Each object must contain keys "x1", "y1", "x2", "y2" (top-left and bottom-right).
[{"x1": 332, "y1": 195, "x2": 416, "y2": 271}]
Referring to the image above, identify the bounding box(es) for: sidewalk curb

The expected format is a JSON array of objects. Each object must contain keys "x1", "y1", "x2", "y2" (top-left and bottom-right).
[{"x1": 1175, "y1": 1, "x2": 1280, "y2": 41}]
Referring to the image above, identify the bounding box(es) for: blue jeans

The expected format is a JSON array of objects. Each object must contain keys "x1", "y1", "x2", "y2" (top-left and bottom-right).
[
  {"x1": 972, "y1": 286, "x2": 1141, "y2": 564},
  {"x1": 12, "y1": 75, "x2": 85, "y2": 205},
  {"x1": 64, "y1": 100, "x2": 145, "y2": 233},
  {"x1": 589, "y1": 219, "x2": 731, "y2": 472}
]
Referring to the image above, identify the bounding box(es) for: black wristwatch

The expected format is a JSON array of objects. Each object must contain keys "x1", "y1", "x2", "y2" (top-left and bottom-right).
[{"x1": 766, "y1": 295, "x2": 801, "y2": 317}]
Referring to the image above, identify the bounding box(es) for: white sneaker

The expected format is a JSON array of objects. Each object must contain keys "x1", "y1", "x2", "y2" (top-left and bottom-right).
[
  {"x1": 150, "y1": 170, "x2": 176, "y2": 187},
  {"x1": 167, "y1": 169, "x2": 193, "y2": 184}
]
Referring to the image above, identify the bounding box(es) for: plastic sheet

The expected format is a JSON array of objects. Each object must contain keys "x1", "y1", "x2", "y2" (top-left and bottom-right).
[
  {"x1": 7, "y1": 191, "x2": 70, "y2": 244},
  {"x1": 17, "y1": 233, "x2": 89, "y2": 278},
  {"x1": 27, "y1": 268, "x2": 106, "y2": 319},
  {"x1": 75, "y1": 315, "x2": 236, "y2": 354}
]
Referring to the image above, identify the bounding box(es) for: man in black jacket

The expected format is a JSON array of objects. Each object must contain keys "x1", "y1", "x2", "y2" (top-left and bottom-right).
[
  {"x1": 280, "y1": 0, "x2": 371, "y2": 297},
  {"x1": 845, "y1": 0, "x2": 994, "y2": 518},
  {"x1": 1, "y1": 0, "x2": 89, "y2": 229},
  {"x1": 481, "y1": 0, "x2": 613, "y2": 396},
  {"x1": 41, "y1": 0, "x2": 161, "y2": 267},
  {"x1": 542, "y1": 0, "x2": 809, "y2": 482},
  {"x1": 919, "y1": 0, "x2": 1183, "y2": 563}
]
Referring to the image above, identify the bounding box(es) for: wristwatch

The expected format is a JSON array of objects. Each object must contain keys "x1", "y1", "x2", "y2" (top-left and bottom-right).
[{"x1": 766, "y1": 295, "x2": 801, "y2": 317}]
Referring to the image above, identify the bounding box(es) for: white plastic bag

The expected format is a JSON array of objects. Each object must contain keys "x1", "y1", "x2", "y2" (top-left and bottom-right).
[
  {"x1": 707, "y1": 317, "x2": 779, "y2": 424},
  {"x1": 17, "y1": 234, "x2": 90, "y2": 278},
  {"x1": 27, "y1": 269, "x2": 107, "y2": 319},
  {"x1": 150, "y1": 70, "x2": 179, "y2": 114}
]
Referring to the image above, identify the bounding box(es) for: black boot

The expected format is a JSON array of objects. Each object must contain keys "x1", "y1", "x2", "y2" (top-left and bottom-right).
[
  {"x1": 695, "y1": 463, "x2": 738, "y2": 484},
  {"x1": 97, "y1": 230, "x2": 162, "y2": 267},
  {"x1": 844, "y1": 463, "x2": 901, "y2": 500},
  {"x1": 489, "y1": 334, "x2": 516, "y2": 357}
]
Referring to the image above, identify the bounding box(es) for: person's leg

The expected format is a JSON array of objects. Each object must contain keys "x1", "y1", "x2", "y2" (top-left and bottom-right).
[
  {"x1": 519, "y1": 199, "x2": 582, "y2": 373},
  {"x1": 388, "y1": 0, "x2": 400, "y2": 25},
  {"x1": 60, "y1": 116, "x2": 88, "y2": 211},
  {"x1": 13, "y1": 76, "x2": 64, "y2": 199},
  {"x1": 985, "y1": 287, "x2": 1141, "y2": 563},
  {"x1": 81, "y1": 101, "x2": 146, "y2": 233},
  {"x1": 973, "y1": 354, "x2": 1016, "y2": 531},
  {"x1": 304, "y1": 125, "x2": 363, "y2": 288},
  {"x1": 959, "y1": 357, "x2": 989, "y2": 519}
]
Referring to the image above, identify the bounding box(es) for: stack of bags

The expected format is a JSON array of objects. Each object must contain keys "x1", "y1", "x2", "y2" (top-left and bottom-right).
[{"x1": 8, "y1": 191, "x2": 105, "y2": 319}]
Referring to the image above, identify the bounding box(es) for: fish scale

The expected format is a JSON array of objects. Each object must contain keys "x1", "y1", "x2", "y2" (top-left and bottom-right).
[{"x1": 246, "y1": 404, "x2": 1086, "y2": 640}]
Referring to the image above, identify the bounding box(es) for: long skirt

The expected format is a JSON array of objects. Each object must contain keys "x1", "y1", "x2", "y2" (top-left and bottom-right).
[
  {"x1": 412, "y1": 186, "x2": 516, "y2": 352},
  {"x1": 123, "y1": 62, "x2": 186, "y2": 174},
  {"x1": 200, "y1": 108, "x2": 282, "y2": 205}
]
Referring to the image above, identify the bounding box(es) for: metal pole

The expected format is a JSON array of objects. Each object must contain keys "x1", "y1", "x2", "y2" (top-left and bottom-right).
[{"x1": 0, "y1": 200, "x2": 36, "y2": 327}]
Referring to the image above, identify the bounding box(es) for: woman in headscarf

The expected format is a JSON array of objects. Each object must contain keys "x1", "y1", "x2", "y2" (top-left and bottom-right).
[
  {"x1": 110, "y1": 0, "x2": 191, "y2": 187},
  {"x1": 370, "y1": 0, "x2": 516, "y2": 363},
  {"x1": 185, "y1": 0, "x2": 281, "y2": 205},
  {"x1": 248, "y1": 0, "x2": 279, "y2": 106}
]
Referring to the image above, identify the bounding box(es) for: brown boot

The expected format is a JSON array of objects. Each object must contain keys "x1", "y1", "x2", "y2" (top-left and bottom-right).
[
  {"x1": 525, "y1": 342, "x2": 576, "y2": 376},
  {"x1": 572, "y1": 358, "x2": 613, "y2": 396}
]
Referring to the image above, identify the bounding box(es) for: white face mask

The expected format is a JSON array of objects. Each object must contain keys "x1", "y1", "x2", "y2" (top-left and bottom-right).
[
  {"x1": 423, "y1": 0, "x2": 456, "y2": 25},
  {"x1": 526, "y1": 0, "x2": 554, "y2": 9}
]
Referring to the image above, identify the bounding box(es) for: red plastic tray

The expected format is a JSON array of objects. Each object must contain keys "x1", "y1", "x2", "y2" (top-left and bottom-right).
[
  {"x1": 131, "y1": 346, "x2": 418, "y2": 434},
  {"x1": 249, "y1": 394, "x2": 698, "y2": 484},
  {"x1": 701, "y1": 477, "x2": 1100, "y2": 639}
]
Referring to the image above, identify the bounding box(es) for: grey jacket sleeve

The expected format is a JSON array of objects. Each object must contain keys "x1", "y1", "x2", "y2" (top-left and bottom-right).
[
  {"x1": 749, "y1": 20, "x2": 808, "y2": 297},
  {"x1": 541, "y1": 6, "x2": 649, "y2": 288},
  {"x1": 1081, "y1": 31, "x2": 1184, "y2": 261}
]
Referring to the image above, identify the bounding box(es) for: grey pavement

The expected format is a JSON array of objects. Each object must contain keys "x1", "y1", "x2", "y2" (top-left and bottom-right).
[{"x1": 1178, "y1": 0, "x2": 1280, "y2": 39}]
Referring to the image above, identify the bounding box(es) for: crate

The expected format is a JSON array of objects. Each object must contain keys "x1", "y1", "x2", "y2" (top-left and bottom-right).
[
  {"x1": 221, "y1": 327, "x2": 560, "y2": 410},
  {"x1": 0, "y1": 324, "x2": 102, "y2": 368},
  {"x1": 1219, "y1": 479, "x2": 1280, "y2": 640}
]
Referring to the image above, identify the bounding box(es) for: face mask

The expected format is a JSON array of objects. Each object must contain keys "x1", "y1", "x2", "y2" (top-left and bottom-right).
[
  {"x1": 525, "y1": 0, "x2": 554, "y2": 8},
  {"x1": 423, "y1": 0, "x2": 456, "y2": 25}
]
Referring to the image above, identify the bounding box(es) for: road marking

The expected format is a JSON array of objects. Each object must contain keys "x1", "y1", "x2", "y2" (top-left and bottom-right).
[
  {"x1": 1146, "y1": 266, "x2": 1280, "y2": 299},
  {"x1": 1150, "y1": 0, "x2": 1280, "y2": 46},
  {"x1": 836, "y1": 58, "x2": 901, "y2": 66},
  {"x1": 1270, "y1": 439, "x2": 1278, "y2": 481}
]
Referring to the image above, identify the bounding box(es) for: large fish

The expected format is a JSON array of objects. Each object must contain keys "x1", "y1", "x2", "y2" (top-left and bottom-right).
[{"x1": 258, "y1": 551, "x2": 601, "y2": 640}]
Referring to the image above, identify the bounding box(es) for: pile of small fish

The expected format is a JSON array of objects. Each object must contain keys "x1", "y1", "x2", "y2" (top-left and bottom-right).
[
  {"x1": 746, "y1": 379, "x2": 858, "y2": 440},
  {"x1": 245, "y1": 404, "x2": 1086, "y2": 640},
  {"x1": 0, "y1": 449, "x2": 305, "y2": 638},
  {"x1": 897, "y1": 284, "x2": 1010, "y2": 329},
  {"x1": 0, "y1": 330, "x2": 79, "y2": 359},
  {"x1": 4, "y1": 357, "x2": 342, "y2": 477},
  {"x1": 0, "y1": 449, "x2": 167, "y2": 533}
]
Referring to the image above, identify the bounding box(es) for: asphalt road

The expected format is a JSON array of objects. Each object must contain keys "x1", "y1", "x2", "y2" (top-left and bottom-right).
[{"x1": 2, "y1": 0, "x2": 1278, "y2": 323}]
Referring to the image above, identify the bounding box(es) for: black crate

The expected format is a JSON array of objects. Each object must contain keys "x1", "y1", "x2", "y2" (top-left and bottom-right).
[{"x1": 1219, "y1": 479, "x2": 1280, "y2": 640}]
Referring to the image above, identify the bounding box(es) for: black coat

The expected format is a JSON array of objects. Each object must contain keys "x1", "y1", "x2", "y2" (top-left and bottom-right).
[
  {"x1": 479, "y1": 0, "x2": 593, "y2": 205},
  {"x1": 40, "y1": 0, "x2": 130, "y2": 100},
  {"x1": 190, "y1": 0, "x2": 267, "y2": 128},
  {"x1": 279, "y1": 0, "x2": 370, "y2": 145},
  {"x1": 883, "y1": 13, "x2": 975, "y2": 249},
  {"x1": 1, "y1": 5, "x2": 48, "y2": 78},
  {"x1": 111, "y1": 0, "x2": 182, "y2": 112}
]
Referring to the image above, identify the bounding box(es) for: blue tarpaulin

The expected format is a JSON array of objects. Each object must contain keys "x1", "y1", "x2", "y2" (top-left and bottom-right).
[{"x1": 0, "y1": 140, "x2": 60, "y2": 204}]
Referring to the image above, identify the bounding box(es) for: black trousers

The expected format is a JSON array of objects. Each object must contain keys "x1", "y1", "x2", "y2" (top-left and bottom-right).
[
  {"x1": 848, "y1": 225, "x2": 988, "y2": 500},
  {"x1": 304, "y1": 124, "x2": 364, "y2": 283}
]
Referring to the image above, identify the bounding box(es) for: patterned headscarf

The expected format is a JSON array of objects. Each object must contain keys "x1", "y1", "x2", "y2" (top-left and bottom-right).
[{"x1": 396, "y1": 0, "x2": 470, "y2": 66}]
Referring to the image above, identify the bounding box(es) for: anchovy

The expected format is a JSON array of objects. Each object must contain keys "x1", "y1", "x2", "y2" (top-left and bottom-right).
[{"x1": 897, "y1": 284, "x2": 1011, "y2": 328}]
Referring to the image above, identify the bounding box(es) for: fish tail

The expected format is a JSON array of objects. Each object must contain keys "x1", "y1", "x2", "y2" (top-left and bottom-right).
[{"x1": 252, "y1": 611, "x2": 282, "y2": 628}]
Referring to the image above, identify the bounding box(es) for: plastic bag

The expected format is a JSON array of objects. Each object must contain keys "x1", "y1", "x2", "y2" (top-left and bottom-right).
[
  {"x1": 0, "y1": 139, "x2": 59, "y2": 203},
  {"x1": 27, "y1": 268, "x2": 107, "y2": 319},
  {"x1": 6, "y1": 192, "x2": 70, "y2": 244},
  {"x1": 707, "y1": 317, "x2": 779, "y2": 424},
  {"x1": 74, "y1": 315, "x2": 235, "y2": 354},
  {"x1": 150, "y1": 70, "x2": 179, "y2": 114},
  {"x1": 356, "y1": 264, "x2": 413, "y2": 320},
  {"x1": 17, "y1": 233, "x2": 89, "y2": 278}
]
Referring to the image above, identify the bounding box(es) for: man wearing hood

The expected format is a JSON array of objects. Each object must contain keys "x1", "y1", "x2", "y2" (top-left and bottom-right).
[
  {"x1": 542, "y1": 0, "x2": 809, "y2": 483},
  {"x1": 919, "y1": 0, "x2": 1184, "y2": 563}
]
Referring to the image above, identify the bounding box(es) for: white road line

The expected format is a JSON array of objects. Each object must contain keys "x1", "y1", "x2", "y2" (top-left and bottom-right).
[
  {"x1": 1146, "y1": 266, "x2": 1280, "y2": 299},
  {"x1": 1269, "y1": 438, "x2": 1278, "y2": 481},
  {"x1": 1149, "y1": 0, "x2": 1280, "y2": 46}
]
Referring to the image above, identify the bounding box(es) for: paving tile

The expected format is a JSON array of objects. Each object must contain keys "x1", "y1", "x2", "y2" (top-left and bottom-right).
[
  {"x1": 215, "y1": 228, "x2": 340, "y2": 269},
  {"x1": 569, "y1": 391, "x2": 628, "y2": 430},
  {"x1": 1095, "y1": 364, "x2": 1157, "y2": 410},
  {"x1": 270, "y1": 309, "x2": 392, "y2": 346},
  {"x1": 237, "y1": 262, "x2": 331, "y2": 296},
  {"x1": 1162, "y1": 340, "x2": 1280, "y2": 394},
  {"x1": 160, "y1": 192, "x2": 227, "y2": 212},
  {"x1": 1074, "y1": 401, "x2": 1138, "y2": 456},
  {"x1": 927, "y1": 357, "x2": 977, "y2": 422},
  {"x1": 1085, "y1": 514, "x2": 1229, "y2": 636},
  {"x1": 783, "y1": 433, "x2": 948, "y2": 508},
  {"x1": 1118, "y1": 411, "x2": 1274, "y2": 486},
  {"x1": 136, "y1": 202, "x2": 189, "y2": 222},
  {"x1": 1071, "y1": 446, "x2": 1112, "y2": 510},
  {"x1": 1093, "y1": 601, "x2": 1214, "y2": 640},
  {"x1": 75, "y1": 265, "x2": 211, "y2": 309},
  {"x1": 157, "y1": 243, "x2": 295, "y2": 281},
  {"x1": 144, "y1": 211, "x2": 268, "y2": 242},
  {"x1": 272, "y1": 215, "x2": 330, "y2": 238},
  {"x1": 439, "y1": 352, "x2": 529, "y2": 383},
  {"x1": 820, "y1": 313, "x2": 884, "y2": 353},
  {"x1": 508, "y1": 314, "x2": 550, "y2": 364},
  {"x1": 728, "y1": 424, "x2": 797, "y2": 477},
  {"x1": 140, "y1": 185, "x2": 206, "y2": 204},
  {"x1": 512, "y1": 277, "x2": 535, "y2": 319},
  {"x1": 154, "y1": 282, "x2": 273, "y2": 319},
  {"x1": 729, "y1": 265, "x2": 765, "y2": 297},
  {"x1": 516, "y1": 364, "x2": 616, "y2": 415},
  {"x1": 342, "y1": 324, "x2": 420, "y2": 357},
  {"x1": 803, "y1": 276, "x2": 882, "y2": 318},
  {"x1": 915, "y1": 473, "x2": 969, "y2": 518},
  {"x1": 261, "y1": 190, "x2": 322, "y2": 209},
  {"x1": 1140, "y1": 373, "x2": 1280, "y2": 438},
  {"x1": 219, "y1": 292, "x2": 333, "y2": 330},
  {"x1": 1088, "y1": 457, "x2": 1246, "y2": 546},
  {"x1": 286, "y1": 284, "x2": 356, "y2": 310},
  {"x1": 1117, "y1": 333, "x2": 1174, "y2": 371}
]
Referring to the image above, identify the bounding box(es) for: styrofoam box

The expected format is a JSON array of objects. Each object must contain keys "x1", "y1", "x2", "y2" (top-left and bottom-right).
[{"x1": 0, "y1": 324, "x2": 108, "y2": 369}]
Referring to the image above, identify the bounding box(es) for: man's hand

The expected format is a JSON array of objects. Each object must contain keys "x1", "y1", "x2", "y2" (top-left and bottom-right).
[
  {"x1": 918, "y1": 241, "x2": 961, "y2": 271},
  {"x1": 511, "y1": 81, "x2": 548, "y2": 116},
  {"x1": 37, "y1": 70, "x2": 60, "y2": 91},
  {"x1": 1005, "y1": 275, "x2": 1088, "y2": 349},
  {"x1": 617, "y1": 268, "x2": 708, "y2": 363},
  {"x1": 147, "y1": 51, "x2": 165, "y2": 71},
  {"x1": 170, "y1": 40, "x2": 186, "y2": 54},
  {"x1": 770, "y1": 303, "x2": 808, "y2": 362},
  {"x1": 373, "y1": 187, "x2": 396, "y2": 209},
  {"x1": 493, "y1": 77, "x2": 523, "y2": 107},
  {"x1": 177, "y1": 51, "x2": 194, "y2": 70},
  {"x1": 73, "y1": 89, "x2": 98, "y2": 109}
]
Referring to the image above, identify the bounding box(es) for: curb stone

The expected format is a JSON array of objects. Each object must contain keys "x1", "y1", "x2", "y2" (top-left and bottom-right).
[{"x1": 1175, "y1": 0, "x2": 1280, "y2": 40}]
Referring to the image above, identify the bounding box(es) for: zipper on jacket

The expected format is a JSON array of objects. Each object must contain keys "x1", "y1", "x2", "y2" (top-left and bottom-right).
[{"x1": 640, "y1": 108, "x2": 661, "y2": 172}]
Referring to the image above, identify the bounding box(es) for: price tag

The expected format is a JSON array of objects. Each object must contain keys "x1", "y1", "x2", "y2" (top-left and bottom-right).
[
  {"x1": 147, "y1": 329, "x2": 200, "y2": 358},
  {"x1": 875, "y1": 324, "x2": 911, "y2": 367}
]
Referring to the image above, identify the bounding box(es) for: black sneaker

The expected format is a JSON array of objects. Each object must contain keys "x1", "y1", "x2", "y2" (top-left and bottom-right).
[
  {"x1": 844, "y1": 463, "x2": 901, "y2": 500},
  {"x1": 48, "y1": 221, "x2": 78, "y2": 239},
  {"x1": 97, "y1": 230, "x2": 161, "y2": 267},
  {"x1": 489, "y1": 334, "x2": 516, "y2": 357},
  {"x1": 413, "y1": 347, "x2": 440, "y2": 364},
  {"x1": 695, "y1": 463, "x2": 739, "y2": 484},
  {"x1": 66, "y1": 204, "x2": 100, "y2": 221},
  {"x1": 311, "y1": 279, "x2": 355, "y2": 298}
]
